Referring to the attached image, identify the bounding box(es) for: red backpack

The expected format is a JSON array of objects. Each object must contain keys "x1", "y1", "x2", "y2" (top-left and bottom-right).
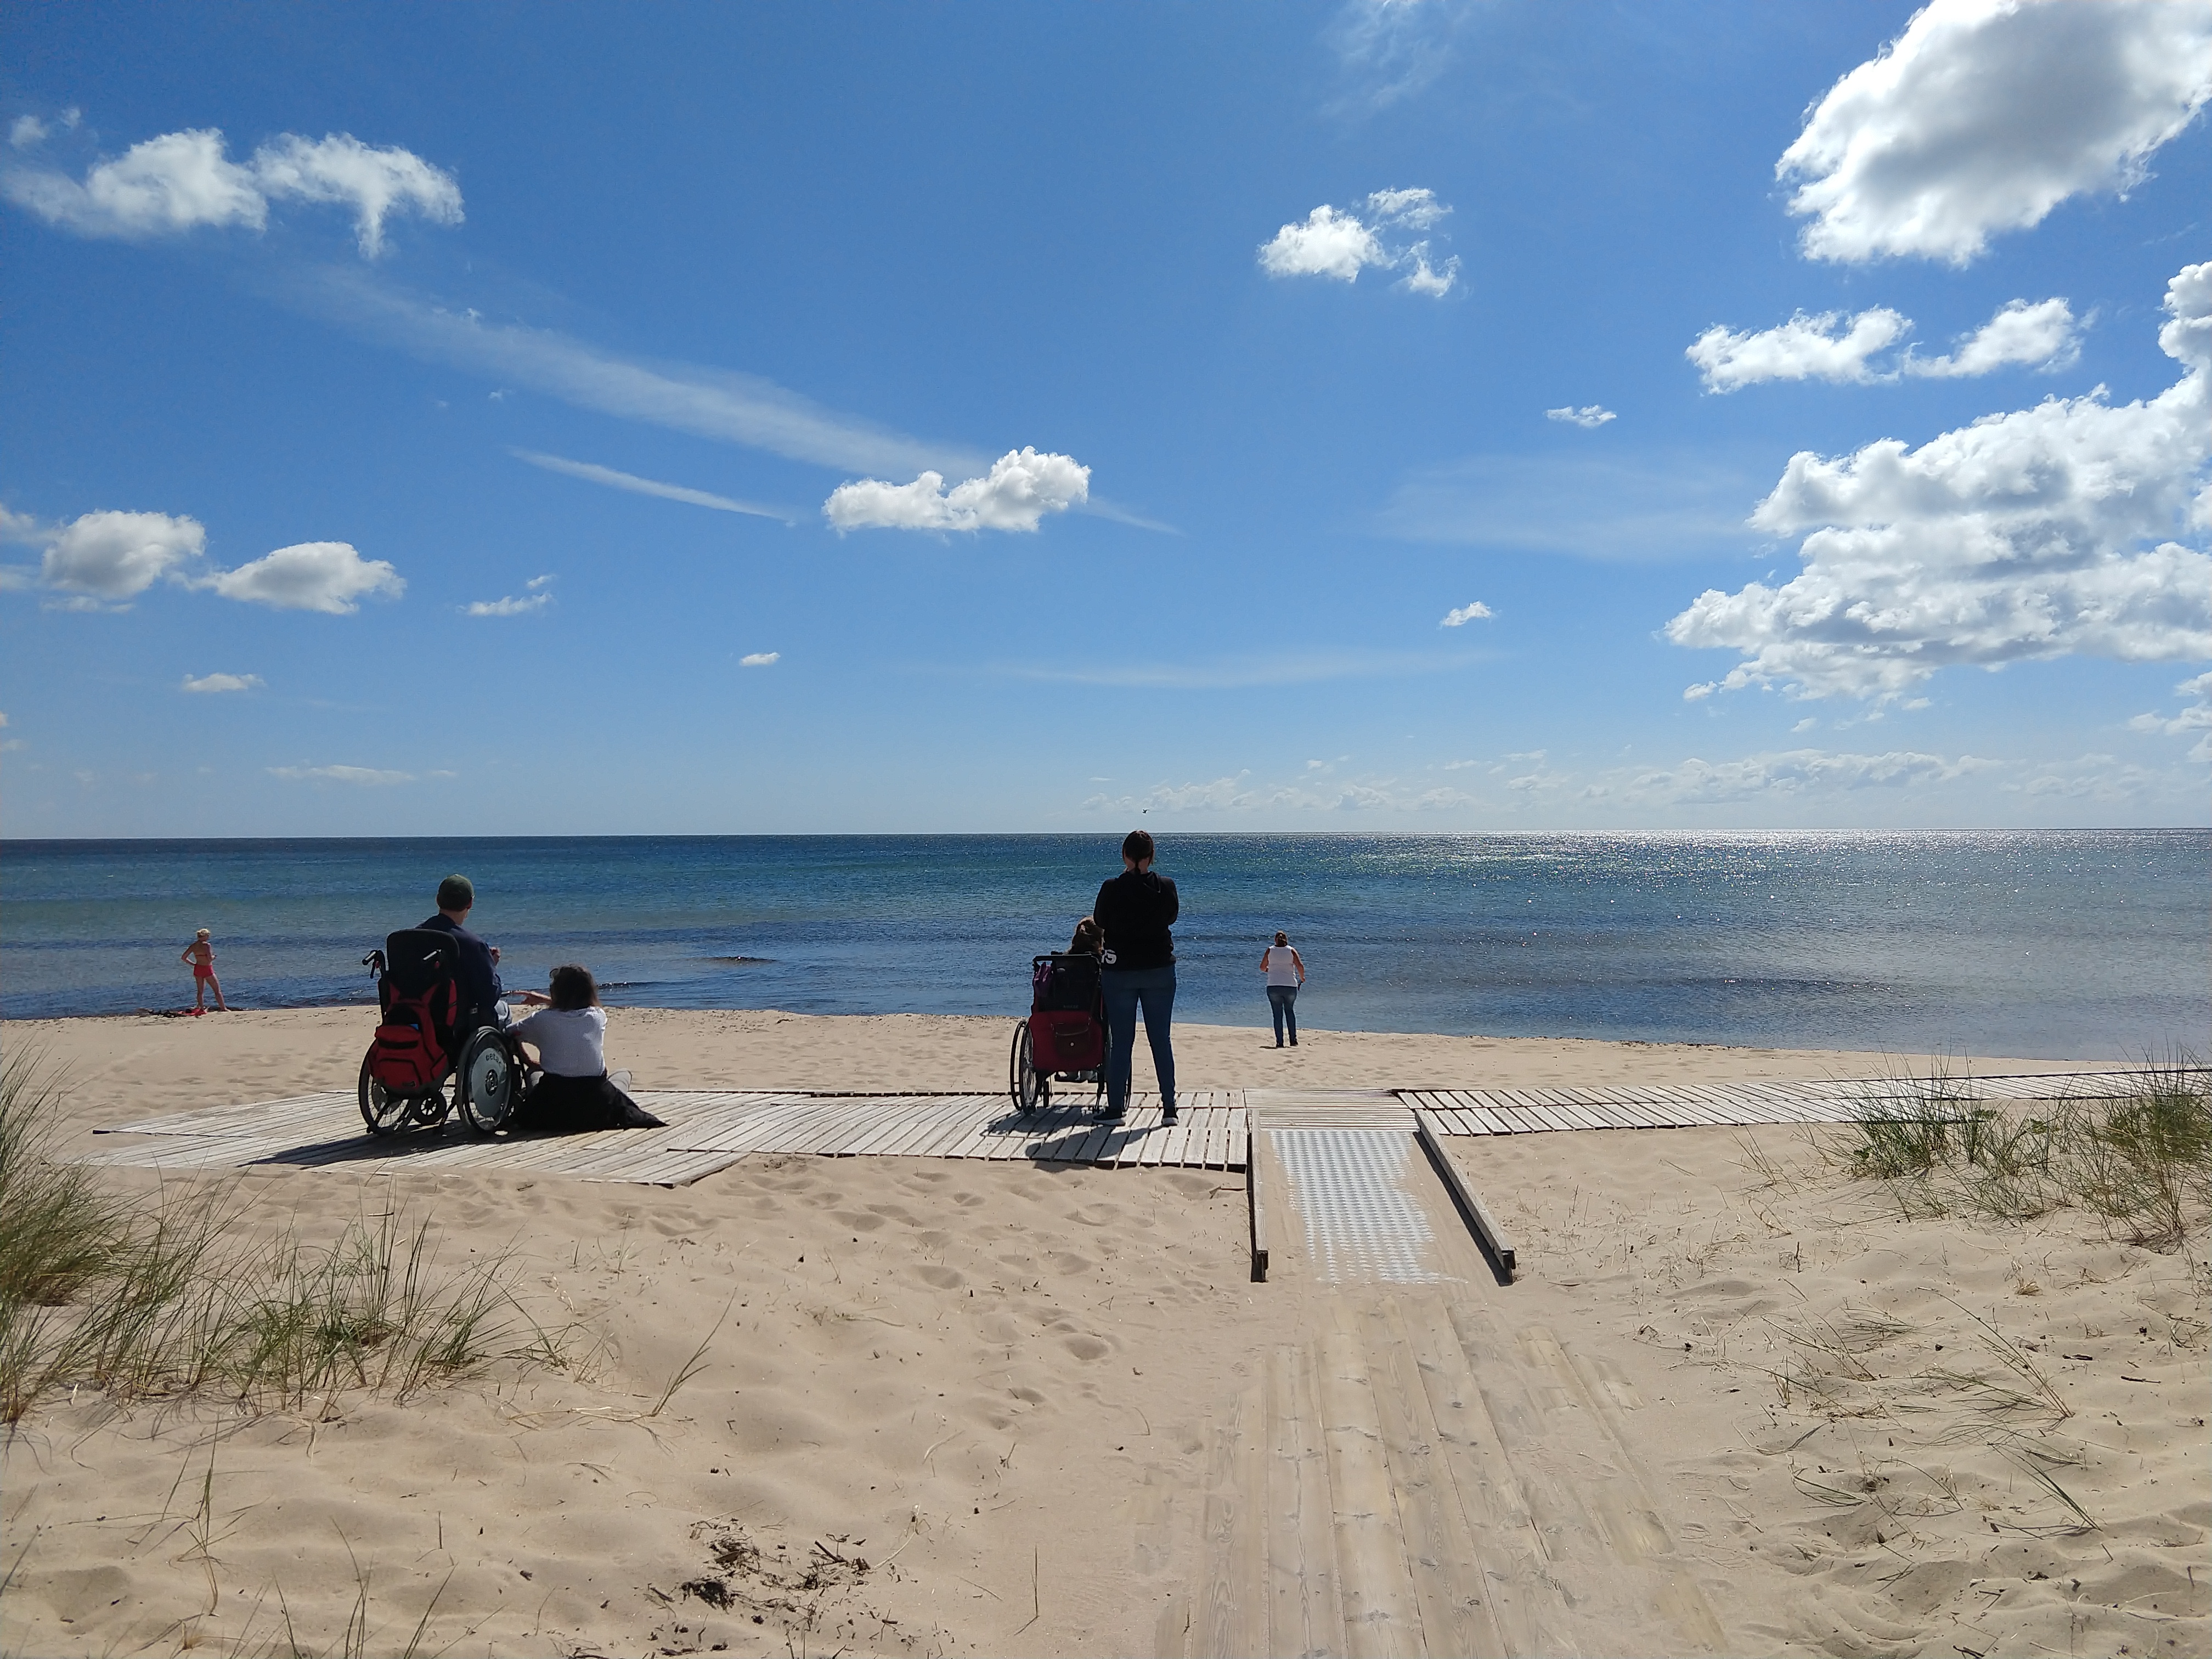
[{"x1": 367, "y1": 930, "x2": 462, "y2": 1093}]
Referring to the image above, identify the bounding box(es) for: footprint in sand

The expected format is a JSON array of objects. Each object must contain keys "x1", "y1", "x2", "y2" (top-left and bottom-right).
[
  {"x1": 916, "y1": 1265, "x2": 964, "y2": 1290},
  {"x1": 1063, "y1": 1334, "x2": 1113, "y2": 1361}
]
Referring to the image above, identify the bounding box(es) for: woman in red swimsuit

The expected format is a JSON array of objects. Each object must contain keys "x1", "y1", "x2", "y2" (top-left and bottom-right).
[{"x1": 179, "y1": 928, "x2": 227, "y2": 1013}]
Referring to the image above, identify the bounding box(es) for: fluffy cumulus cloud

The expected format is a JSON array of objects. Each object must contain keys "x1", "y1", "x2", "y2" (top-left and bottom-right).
[
  {"x1": 180, "y1": 672, "x2": 262, "y2": 694},
  {"x1": 2129, "y1": 668, "x2": 2212, "y2": 762},
  {"x1": 1667, "y1": 263, "x2": 2212, "y2": 701},
  {"x1": 1687, "y1": 298, "x2": 2078, "y2": 392},
  {"x1": 1545, "y1": 405, "x2": 1615, "y2": 428},
  {"x1": 40, "y1": 510, "x2": 206, "y2": 600},
  {"x1": 464, "y1": 574, "x2": 552, "y2": 618},
  {"x1": 824, "y1": 448, "x2": 1090, "y2": 534},
  {"x1": 1258, "y1": 187, "x2": 1459, "y2": 296},
  {"x1": 3, "y1": 126, "x2": 461, "y2": 256},
  {"x1": 1780, "y1": 0, "x2": 2212, "y2": 265},
  {"x1": 199, "y1": 542, "x2": 404, "y2": 613},
  {"x1": 1439, "y1": 601, "x2": 1492, "y2": 627}
]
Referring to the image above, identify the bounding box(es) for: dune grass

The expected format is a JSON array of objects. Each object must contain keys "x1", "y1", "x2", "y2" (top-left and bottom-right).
[
  {"x1": 1833, "y1": 1056, "x2": 2211, "y2": 1250},
  {"x1": 0, "y1": 1053, "x2": 564, "y2": 1424}
]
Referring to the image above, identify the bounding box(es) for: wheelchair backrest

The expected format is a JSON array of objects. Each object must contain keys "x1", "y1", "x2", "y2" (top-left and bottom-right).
[
  {"x1": 1032, "y1": 952, "x2": 1102, "y2": 1013},
  {"x1": 382, "y1": 929, "x2": 459, "y2": 1001}
]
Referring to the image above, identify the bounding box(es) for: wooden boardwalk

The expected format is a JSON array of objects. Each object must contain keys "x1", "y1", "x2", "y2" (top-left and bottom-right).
[
  {"x1": 1171, "y1": 1293, "x2": 1730, "y2": 1658},
  {"x1": 82, "y1": 1090, "x2": 1251, "y2": 1187},
  {"x1": 74, "y1": 1069, "x2": 2169, "y2": 1189}
]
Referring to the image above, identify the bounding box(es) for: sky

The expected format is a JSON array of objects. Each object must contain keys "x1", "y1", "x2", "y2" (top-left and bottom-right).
[{"x1": 2, "y1": 0, "x2": 2208, "y2": 836}]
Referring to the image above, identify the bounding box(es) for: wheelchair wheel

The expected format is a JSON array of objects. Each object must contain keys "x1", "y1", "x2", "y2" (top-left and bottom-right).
[
  {"x1": 456, "y1": 1027, "x2": 520, "y2": 1135},
  {"x1": 1009, "y1": 1019, "x2": 1049, "y2": 1114},
  {"x1": 358, "y1": 1049, "x2": 417, "y2": 1137}
]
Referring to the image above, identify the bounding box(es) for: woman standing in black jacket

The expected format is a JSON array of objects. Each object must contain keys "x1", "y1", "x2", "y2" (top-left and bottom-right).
[{"x1": 1092, "y1": 829, "x2": 1179, "y2": 1125}]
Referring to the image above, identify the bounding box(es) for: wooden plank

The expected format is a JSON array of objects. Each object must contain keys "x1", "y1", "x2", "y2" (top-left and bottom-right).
[
  {"x1": 1266, "y1": 1342, "x2": 1342, "y2": 1659},
  {"x1": 1245, "y1": 1112, "x2": 1267, "y2": 1283},
  {"x1": 1315, "y1": 1324, "x2": 1422, "y2": 1657},
  {"x1": 1359, "y1": 1301, "x2": 1494, "y2": 1659},
  {"x1": 1397, "y1": 1297, "x2": 1572, "y2": 1659},
  {"x1": 1414, "y1": 1113, "x2": 1514, "y2": 1278},
  {"x1": 1194, "y1": 1383, "x2": 1264, "y2": 1659}
]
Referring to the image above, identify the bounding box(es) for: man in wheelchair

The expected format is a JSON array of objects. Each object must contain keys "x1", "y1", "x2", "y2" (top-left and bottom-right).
[{"x1": 357, "y1": 874, "x2": 544, "y2": 1138}]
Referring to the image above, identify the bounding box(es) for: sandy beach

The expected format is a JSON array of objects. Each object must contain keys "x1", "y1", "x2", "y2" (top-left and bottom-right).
[{"x1": 3, "y1": 1009, "x2": 2205, "y2": 1658}]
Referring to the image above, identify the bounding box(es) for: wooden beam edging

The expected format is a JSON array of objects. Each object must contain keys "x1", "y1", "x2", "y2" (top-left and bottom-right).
[
  {"x1": 1245, "y1": 1108, "x2": 1268, "y2": 1283},
  {"x1": 1413, "y1": 1109, "x2": 1515, "y2": 1281}
]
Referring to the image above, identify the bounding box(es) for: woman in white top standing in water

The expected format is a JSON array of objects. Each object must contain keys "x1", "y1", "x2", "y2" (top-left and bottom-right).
[{"x1": 1261, "y1": 931, "x2": 1305, "y2": 1047}]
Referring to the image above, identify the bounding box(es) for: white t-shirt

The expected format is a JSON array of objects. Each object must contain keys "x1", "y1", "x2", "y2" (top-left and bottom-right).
[
  {"x1": 509, "y1": 1006, "x2": 607, "y2": 1077},
  {"x1": 1264, "y1": 946, "x2": 1301, "y2": 987}
]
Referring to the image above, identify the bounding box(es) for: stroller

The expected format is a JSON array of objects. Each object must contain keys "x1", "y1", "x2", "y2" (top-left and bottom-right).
[
  {"x1": 1009, "y1": 952, "x2": 1107, "y2": 1114},
  {"x1": 357, "y1": 929, "x2": 527, "y2": 1137}
]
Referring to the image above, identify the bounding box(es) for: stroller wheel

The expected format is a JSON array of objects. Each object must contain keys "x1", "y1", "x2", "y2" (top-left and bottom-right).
[
  {"x1": 1009, "y1": 1019, "x2": 1048, "y2": 1114},
  {"x1": 358, "y1": 1049, "x2": 416, "y2": 1137}
]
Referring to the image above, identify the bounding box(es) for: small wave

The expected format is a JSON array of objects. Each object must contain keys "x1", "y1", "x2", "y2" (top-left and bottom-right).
[{"x1": 703, "y1": 955, "x2": 775, "y2": 965}]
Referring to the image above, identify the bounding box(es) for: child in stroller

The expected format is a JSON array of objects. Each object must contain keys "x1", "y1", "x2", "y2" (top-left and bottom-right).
[{"x1": 1008, "y1": 919, "x2": 1107, "y2": 1114}]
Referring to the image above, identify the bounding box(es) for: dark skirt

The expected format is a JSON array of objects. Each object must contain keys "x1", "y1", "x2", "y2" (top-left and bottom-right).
[{"x1": 514, "y1": 1072, "x2": 665, "y2": 1133}]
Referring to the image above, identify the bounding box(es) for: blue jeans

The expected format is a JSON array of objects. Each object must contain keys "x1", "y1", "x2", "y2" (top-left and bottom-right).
[
  {"x1": 1267, "y1": 984, "x2": 1299, "y2": 1045},
  {"x1": 1101, "y1": 965, "x2": 1176, "y2": 1112}
]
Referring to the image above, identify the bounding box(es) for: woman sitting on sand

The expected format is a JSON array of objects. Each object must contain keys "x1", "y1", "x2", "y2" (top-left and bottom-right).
[{"x1": 505, "y1": 964, "x2": 663, "y2": 1132}]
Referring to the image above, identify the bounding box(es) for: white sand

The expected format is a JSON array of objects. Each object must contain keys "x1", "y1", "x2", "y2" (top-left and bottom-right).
[{"x1": 2, "y1": 1009, "x2": 2203, "y2": 1657}]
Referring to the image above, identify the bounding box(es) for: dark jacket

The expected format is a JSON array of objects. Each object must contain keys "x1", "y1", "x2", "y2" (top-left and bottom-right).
[
  {"x1": 1092, "y1": 871, "x2": 1178, "y2": 971},
  {"x1": 418, "y1": 912, "x2": 503, "y2": 1023}
]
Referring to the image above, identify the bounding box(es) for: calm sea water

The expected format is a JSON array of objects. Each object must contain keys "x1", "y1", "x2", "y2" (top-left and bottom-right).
[{"x1": 2, "y1": 833, "x2": 2204, "y2": 1059}]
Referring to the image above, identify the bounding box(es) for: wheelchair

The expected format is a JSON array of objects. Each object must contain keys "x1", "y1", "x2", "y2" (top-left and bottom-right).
[
  {"x1": 1009, "y1": 952, "x2": 1107, "y2": 1114},
  {"x1": 358, "y1": 929, "x2": 531, "y2": 1137}
]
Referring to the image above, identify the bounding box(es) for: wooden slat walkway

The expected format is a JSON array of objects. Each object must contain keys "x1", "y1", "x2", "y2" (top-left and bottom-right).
[
  {"x1": 1402, "y1": 1068, "x2": 2188, "y2": 1135},
  {"x1": 83, "y1": 1090, "x2": 1250, "y2": 1186}
]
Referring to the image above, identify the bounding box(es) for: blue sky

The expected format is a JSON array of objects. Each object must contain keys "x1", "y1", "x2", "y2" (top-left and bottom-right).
[{"x1": 3, "y1": 1, "x2": 2208, "y2": 835}]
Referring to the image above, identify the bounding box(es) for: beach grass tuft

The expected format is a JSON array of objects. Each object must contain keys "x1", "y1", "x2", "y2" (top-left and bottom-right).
[
  {"x1": 1832, "y1": 1056, "x2": 2211, "y2": 1250},
  {"x1": 1, "y1": 1062, "x2": 566, "y2": 1424}
]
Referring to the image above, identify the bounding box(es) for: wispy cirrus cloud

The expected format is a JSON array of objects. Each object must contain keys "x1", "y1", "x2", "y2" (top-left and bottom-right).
[
  {"x1": 180, "y1": 672, "x2": 262, "y2": 693},
  {"x1": 268, "y1": 763, "x2": 413, "y2": 785},
  {"x1": 995, "y1": 646, "x2": 1488, "y2": 691},
  {"x1": 511, "y1": 449, "x2": 795, "y2": 524},
  {"x1": 308, "y1": 268, "x2": 975, "y2": 478}
]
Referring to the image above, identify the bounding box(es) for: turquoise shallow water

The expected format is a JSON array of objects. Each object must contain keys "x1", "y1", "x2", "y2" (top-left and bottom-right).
[{"x1": 3, "y1": 831, "x2": 2204, "y2": 1060}]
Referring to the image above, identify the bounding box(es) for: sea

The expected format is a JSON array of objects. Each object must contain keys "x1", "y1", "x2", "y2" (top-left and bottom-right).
[{"x1": 2, "y1": 832, "x2": 2205, "y2": 1060}]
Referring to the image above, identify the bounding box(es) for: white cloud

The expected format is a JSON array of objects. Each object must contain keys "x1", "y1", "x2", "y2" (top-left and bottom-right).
[
  {"x1": 1439, "y1": 601, "x2": 1492, "y2": 627},
  {"x1": 1688, "y1": 308, "x2": 1911, "y2": 392},
  {"x1": 268, "y1": 764, "x2": 412, "y2": 785},
  {"x1": 3, "y1": 125, "x2": 461, "y2": 256},
  {"x1": 1601, "y1": 748, "x2": 1991, "y2": 806},
  {"x1": 180, "y1": 672, "x2": 262, "y2": 694},
  {"x1": 825, "y1": 447, "x2": 1090, "y2": 534},
  {"x1": 1545, "y1": 404, "x2": 1616, "y2": 428},
  {"x1": 1327, "y1": 0, "x2": 1465, "y2": 112},
  {"x1": 0, "y1": 504, "x2": 44, "y2": 543},
  {"x1": 1689, "y1": 298, "x2": 2081, "y2": 392},
  {"x1": 318, "y1": 271, "x2": 970, "y2": 478},
  {"x1": 2128, "y1": 668, "x2": 2212, "y2": 762},
  {"x1": 1905, "y1": 297, "x2": 2082, "y2": 379},
  {"x1": 42, "y1": 510, "x2": 206, "y2": 599},
  {"x1": 11, "y1": 116, "x2": 48, "y2": 150},
  {"x1": 1667, "y1": 263, "x2": 2212, "y2": 701},
  {"x1": 1257, "y1": 188, "x2": 1459, "y2": 296},
  {"x1": 510, "y1": 449, "x2": 793, "y2": 523},
  {"x1": 1082, "y1": 768, "x2": 1473, "y2": 817},
  {"x1": 464, "y1": 590, "x2": 550, "y2": 617},
  {"x1": 1379, "y1": 451, "x2": 1760, "y2": 558},
  {"x1": 246, "y1": 133, "x2": 463, "y2": 256},
  {"x1": 199, "y1": 541, "x2": 404, "y2": 613},
  {"x1": 1259, "y1": 204, "x2": 1385, "y2": 281},
  {"x1": 740, "y1": 651, "x2": 780, "y2": 668},
  {"x1": 1779, "y1": 0, "x2": 2212, "y2": 265}
]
